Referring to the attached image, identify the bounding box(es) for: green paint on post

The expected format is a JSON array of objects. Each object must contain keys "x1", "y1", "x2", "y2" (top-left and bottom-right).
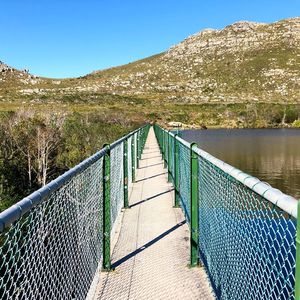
[
  {"x1": 137, "y1": 133, "x2": 140, "y2": 169},
  {"x1": 190, "y1": 142, "x2": 199, "y2": 267},
  {"x1": 140, "y1": 130, "x2": 143, "y2": 158},
  {"x1": 295, "y1": 201, "x2": 300, "y2": 299},
  {"x1": 167, "y1": 130, "x2": 172, "y2": 183},
  {"x1": 174, "y1": 134, "x2": 180, "y2": 207},
  {"x1": 123, "y1": 139, "x2": 129, "y2": 208},
  {"x1": 163, "y1": 130, "x2": 167, "y2": 168},
  {"x1": 131, "y1": 134, "x2": 136, "y2": 183},
  {"x1": 159, "y1": 130, "x2": 162, "y2": 153},
  {"x1": 166, "y1": 131, "x2": 169, "y2": 169},
  {"x1": 102, "y1": 144, "x2": 111, "y2": 270}
]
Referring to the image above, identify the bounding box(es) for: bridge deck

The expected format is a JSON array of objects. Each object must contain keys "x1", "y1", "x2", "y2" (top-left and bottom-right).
[{"x1": 94, "y1": 128, "x2": 214, "y2": 300}]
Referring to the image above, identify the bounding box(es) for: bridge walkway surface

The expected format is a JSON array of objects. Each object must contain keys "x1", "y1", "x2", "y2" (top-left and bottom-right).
[{"x1": 94, "y1": 127, "x2": 214, "y2": 300}]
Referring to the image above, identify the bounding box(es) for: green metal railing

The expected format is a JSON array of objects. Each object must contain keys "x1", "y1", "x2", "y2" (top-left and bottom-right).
[
  {"x1": 154, "y1": 124, "x2": 299, "y2": 300},
  {"x1": 0, "y1": 124, "x2": 150, "y2": 300}
]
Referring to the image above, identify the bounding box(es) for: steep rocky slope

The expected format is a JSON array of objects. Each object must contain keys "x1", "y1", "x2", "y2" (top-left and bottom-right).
[
  {"x1": 85, "y1": 17, "x2": 300, "y2": 103},
  {"x1": 1, "y1": 17, "x2": 300, "y2": 106}
]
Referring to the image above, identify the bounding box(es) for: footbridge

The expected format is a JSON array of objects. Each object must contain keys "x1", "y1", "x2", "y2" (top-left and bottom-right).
[{"x1": 0, "y1": 124, "x2": 299, "y2": 299}]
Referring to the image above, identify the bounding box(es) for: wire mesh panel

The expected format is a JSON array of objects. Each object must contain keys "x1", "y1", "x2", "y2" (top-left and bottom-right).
[
  {"x1": 197, "y1": 156, "x2": 297, "y2": 300},
  {"x1": 127, "y1": 136, "x2": 132, "y2": 186},
  {"x1": 168, "y1": 135, "x2": 175, "y2": 184},
  {"x1": 133, "y1": 132, "x2": 137, "y2": 169},
  {"x1": 165, "y1": 131, "x2": 168, "y2": 166},
  {"x1": 0, "y1": 158, "x2": 104, "y2": 300},
  {"x1": 110, "y1": 143, "x2": 124, "y2": 229},
  {"x1": 178, "y1": 143, "x2": 191, "y2": 223}
]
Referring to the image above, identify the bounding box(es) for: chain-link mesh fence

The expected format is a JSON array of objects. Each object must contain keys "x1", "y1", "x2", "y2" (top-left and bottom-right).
[
  {"x1": 153, "y1": 124, "x2": 298, "y2": 300},
  {"x1": 0, "y1": 124, "x2": 150, "y2": 300},
  {"x1": 0, "y1": 158, "x2": 104, "y2": 300},
  {"x1": 178, "y1": 142, "x2": 191, "y2": 223},
  {"x1": 127, "y1": 136, "x2": 132, "y2": 186},
  {"x1": 169, "y1": 135, "x2": 175, "y2": 184},
  {"x1": 164, "y1": 131, "x2": 168, "y2": 167},
  {"x1": 133, "y1": 132, "x2": 137, "y2": 170},
  {"x1": 110, "y1": 143, "x2": 124, "y2": 229},
  {"x1": 198, "y1": 155, "x2": 296, "y2": 300}
]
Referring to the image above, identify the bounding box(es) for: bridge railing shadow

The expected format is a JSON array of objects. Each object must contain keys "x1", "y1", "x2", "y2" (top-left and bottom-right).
[
  {"x1": 135, "y1": 172, "x2": 167, "y2": 183},
  {"x1": 138, "y1": 162, "x2": 163, "y2": 169},
  {"x1": 111, "y1": 220, "x2": 186, "y2": 269},
  {"x1": 129, "y1": 189, "x2": 173, "y2": 209}
]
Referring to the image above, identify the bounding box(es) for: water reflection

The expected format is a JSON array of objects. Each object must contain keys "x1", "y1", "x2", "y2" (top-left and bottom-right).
[{"x1": 182, "y1": 129, "x2": 300, "y2": 199}]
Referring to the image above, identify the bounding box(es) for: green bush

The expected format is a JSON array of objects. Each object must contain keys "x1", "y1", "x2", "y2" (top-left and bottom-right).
[{"x1": 292, "y1": 120, "x2": 300, "y2": 127}]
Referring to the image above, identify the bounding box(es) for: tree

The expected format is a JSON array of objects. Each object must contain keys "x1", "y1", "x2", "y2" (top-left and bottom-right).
[{"x1": 3, "y1": 110, "x2": 65, "y2": 187}]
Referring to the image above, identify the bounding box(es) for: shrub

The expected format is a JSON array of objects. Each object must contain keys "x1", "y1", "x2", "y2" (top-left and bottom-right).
[{"x1": 292, "y1": 120, "x2": 300, "y2": 127}]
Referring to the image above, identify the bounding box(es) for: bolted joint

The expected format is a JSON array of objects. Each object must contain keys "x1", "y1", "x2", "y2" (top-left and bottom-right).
[{"x1": 191, "y1": 143, "x2": 198, "y2": 159}]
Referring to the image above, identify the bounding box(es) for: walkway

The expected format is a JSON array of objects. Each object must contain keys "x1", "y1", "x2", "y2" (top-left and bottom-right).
[{"x1": 94, "y1": 128, "x2": 214, "y2": 300}]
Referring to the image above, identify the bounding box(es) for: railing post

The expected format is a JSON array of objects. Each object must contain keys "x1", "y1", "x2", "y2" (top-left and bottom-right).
[
  {"x1": 167, "y1": 130, "x2": 171, "y2": 183},
  {"x1": 190, "y1": 142, "x2": 199, "y2": 267},
  {"x1": 140, "y1": 129, "x2": 143, "y2": 157},
  {"x1": 157, "y1": 125, "x2": 162, "y2": 154},
  {"x1": 131, "y1": 134, "x2": 135, "y2": 183},
  {"x1": 102, "y1": 144, "x2": 111, "y2": 270},
  {"x1": 163, "y1": 131, "x2": 166, "y2": 168},
  {"x1": 123, "y1": 138, "x2": 129, "y2": 208},
  {"x1": 295, "y1": 201, "x2": 300, "y2": 298},
  {"x1": 137, "y1": 132, "x2": 140, "y2": 169},
  {"x1": 165, "y1": 131, "x2": 169, "y2": 169},
  {"x1": 174, "y1": 134, "x2": 180, "y2": 207}
]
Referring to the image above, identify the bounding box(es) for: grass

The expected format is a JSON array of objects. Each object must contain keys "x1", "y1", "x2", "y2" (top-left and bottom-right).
[{"x1": 0, "y1": 100, "x2": 298, "y2": 129}]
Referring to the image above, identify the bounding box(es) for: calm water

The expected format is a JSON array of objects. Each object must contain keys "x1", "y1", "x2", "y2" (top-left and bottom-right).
[{"x1": 182, "y1": 129, "x2": 300, "y2": 199}]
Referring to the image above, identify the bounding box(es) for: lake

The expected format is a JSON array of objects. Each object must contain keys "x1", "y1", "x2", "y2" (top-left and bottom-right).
[{"x1": 181, "y1": 128, "x2": 300, "y2": 199}]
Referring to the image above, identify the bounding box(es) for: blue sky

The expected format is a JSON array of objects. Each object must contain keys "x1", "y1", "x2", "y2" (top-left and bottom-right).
[{"x1": 1, "y1": 0, "x2": 299, "y2": 78}]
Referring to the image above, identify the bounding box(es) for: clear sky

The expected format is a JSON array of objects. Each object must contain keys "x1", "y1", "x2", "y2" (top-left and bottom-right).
[{"x1": 1, "y1": 0, "x2": 299, "y2": 78}]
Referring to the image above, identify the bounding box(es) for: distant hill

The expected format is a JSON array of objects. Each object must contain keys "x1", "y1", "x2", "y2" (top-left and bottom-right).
[
  {"x1": 84, "y1": 17, "x2": 300, "y2": 104},
  {"x1": 1, "y1": 17, "x2": 300, "y2": 105},
  {"x1": 0, "y1": 61, "x2": 40, "y2": 86}
]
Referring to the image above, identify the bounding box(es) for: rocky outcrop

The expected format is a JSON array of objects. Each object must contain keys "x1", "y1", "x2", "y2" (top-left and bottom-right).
[
  {"x1": 78, "y1": 17, "x2": 300, "y2": 104},
  {"x1": 2, "y1": 17, "x2": 300, "y2": 104},
  {"x1": 165, "y1": 18, "x2": 300, "y2": 60}
]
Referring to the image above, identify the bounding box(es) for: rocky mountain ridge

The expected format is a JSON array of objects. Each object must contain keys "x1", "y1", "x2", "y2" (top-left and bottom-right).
[
  {"x1": 0, "y1": 61, "x2": 40, "y2": 87},
  {"x1": 1, "y1": 17, "x2": 300, "y2": 105},
  {"x1": 85, "y1": 17, "x2": 300, "y2": 103}
]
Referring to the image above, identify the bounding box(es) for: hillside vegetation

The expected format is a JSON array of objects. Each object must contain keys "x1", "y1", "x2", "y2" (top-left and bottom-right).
[{"x1": 1, "y1": 17, "x2": 300, "y2": 129}]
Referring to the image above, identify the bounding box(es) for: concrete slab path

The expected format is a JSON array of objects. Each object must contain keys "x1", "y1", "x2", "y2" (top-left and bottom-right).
[{"x1": 94, "y1": 127, "x2": 214, "y2": 300}]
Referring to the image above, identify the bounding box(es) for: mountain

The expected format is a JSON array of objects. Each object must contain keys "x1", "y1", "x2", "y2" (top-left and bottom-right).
[
  {"x1": 1, "y1": 17, "x2": 300, "y2": 128},
  {"x1": 1, "y1": 17, "x2": 300, "y2": 104},
  {"x1": 83, "y1": 17, "x2": 300, "y2": 104}
]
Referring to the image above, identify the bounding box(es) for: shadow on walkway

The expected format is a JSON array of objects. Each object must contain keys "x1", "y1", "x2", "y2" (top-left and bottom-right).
[
  {"x1": 142, "y1": 151, "x2": 160, "y2": 155},
  {"x1": 140, "y1": 155, "x2": 162, "y2": 160},
  {"x1": 111, "y1": 220, "x2": 186, "y2": 269},
  {"x1": 135, "y1": 172, "x2": 167, "y2": 183},
  {"x1": 138, "y1": 162, "x2": 163, "y2": 169},
  {"x1": 129, "y1": 189, "x2": 173, "y2": 209}
]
